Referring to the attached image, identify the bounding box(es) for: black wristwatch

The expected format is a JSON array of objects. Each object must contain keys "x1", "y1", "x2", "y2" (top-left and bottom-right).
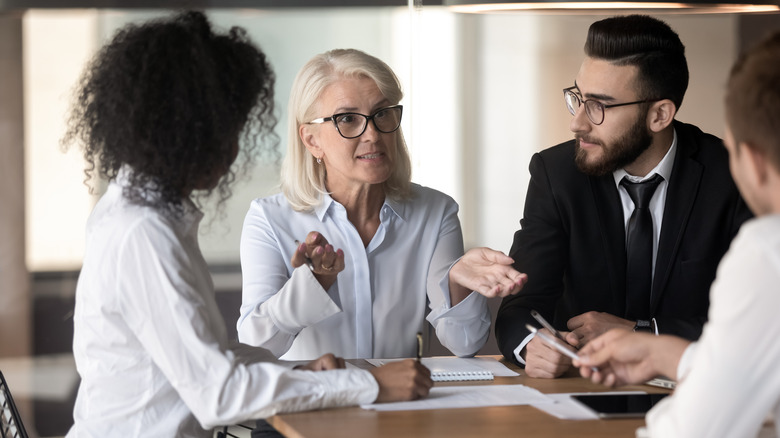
[{"x1": 633, "y1": 319, "x2": 653, "y2": 333}]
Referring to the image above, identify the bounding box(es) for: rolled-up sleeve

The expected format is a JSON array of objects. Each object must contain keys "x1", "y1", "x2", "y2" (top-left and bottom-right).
[
  {"x1": 119, "y1": 218, "x2": 375, "y2": 429},
  {"x1": 425, "y1": 201, "x2": 490, "y2": 357},
  {"x1": 237, "y1": 200, "x2": 341, "y2": 357}
]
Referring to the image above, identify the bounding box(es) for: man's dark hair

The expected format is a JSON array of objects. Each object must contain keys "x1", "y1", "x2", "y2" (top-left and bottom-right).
[
  {"x1": 63, "y1": 10, "x2": 277, "y2": 213},
  {"x1": 727, "y1": 31, "x2": 780, "y2": 172},
  {"x1": 585, "y1": 15, "x2": 689, "y2": 111}
]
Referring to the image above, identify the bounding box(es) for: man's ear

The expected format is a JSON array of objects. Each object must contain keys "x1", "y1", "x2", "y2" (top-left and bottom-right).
[
  {"x1": 647, "y1": 99, "x2": 677, "y2": 133},
  {"x1": 300, "y1": 124, "x2": 322, "y2": 160},
  {"x1": 743, "y1": 141, "x2": 770, "y2": 185}
]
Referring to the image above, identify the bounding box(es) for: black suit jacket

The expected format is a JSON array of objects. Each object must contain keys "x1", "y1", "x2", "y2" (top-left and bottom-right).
[{"x1": 496, "y1": 121, "x2": 752, "y2": 365}]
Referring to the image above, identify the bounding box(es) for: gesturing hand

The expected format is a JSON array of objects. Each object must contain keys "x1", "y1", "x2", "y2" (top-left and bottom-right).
[
  {"x1": 291, "y1": 231, "x2": 345, "y2": 290},
  {"x1": 574, "y1": 330, "x2": 689, "y2": 387},
  {"x1": 449, "y1": 247, "x2": 528, "y2": 300}
]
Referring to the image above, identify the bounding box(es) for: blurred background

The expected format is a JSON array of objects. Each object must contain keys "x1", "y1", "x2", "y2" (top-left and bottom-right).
[{"x1": 1, "y1": 2, "x2": 778, "y2": 435}]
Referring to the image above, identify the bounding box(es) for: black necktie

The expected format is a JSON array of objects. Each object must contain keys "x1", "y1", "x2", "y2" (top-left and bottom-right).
[{"x1": 621, "y1": 174, "x2": 663, "y2": 320}]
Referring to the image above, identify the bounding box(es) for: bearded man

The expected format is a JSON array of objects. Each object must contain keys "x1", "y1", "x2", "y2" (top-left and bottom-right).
[{"x1": 495, "y1": 15, "x2": 752, "y2": 378}]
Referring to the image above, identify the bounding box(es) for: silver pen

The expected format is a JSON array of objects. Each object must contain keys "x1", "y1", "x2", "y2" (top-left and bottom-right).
[
  {"x1": 531, "y1": 309, "x2": 568, "y2": 343},
  {"x1": 526, "y1": 324, "x2": 597, "y2": 371}
]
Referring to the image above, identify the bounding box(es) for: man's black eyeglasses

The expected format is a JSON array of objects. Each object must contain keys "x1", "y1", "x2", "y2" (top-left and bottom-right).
[{"x1": 563, "y1": 86, "x2": 658, "y2": 125}]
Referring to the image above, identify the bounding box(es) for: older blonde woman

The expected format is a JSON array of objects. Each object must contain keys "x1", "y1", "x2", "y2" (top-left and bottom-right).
[{"x1": 238, "y1": 48, "x2": 527, "y2": 361}]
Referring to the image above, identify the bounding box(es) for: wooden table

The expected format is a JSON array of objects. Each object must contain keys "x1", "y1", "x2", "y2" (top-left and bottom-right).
[{"x1": 268, "y1": 357, "x2": 670, "y2": 438}]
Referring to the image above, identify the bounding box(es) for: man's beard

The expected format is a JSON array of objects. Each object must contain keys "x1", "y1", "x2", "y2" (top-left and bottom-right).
[{"x1": 574, "y1": 115, "x2": 653, "y2": 176}]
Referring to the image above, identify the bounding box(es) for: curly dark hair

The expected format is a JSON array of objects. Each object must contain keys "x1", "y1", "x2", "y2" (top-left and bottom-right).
[
  {"x1": 63, "y1": 10, "x2": 278, "y2": 214},
  {"x1": 585, "y1": 15, "x2": 689, "y2": 111}
]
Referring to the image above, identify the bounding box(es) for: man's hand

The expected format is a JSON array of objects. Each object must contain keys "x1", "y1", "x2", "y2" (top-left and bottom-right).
[
  {"x1": 369, "y1": 359, "x2": 433, "y2": 403},
  {"x1": 574, "y1": 329, "x2": 689, "y2": 387},
  {"x1": 523, "y1": 328, "x2": 577, "y2": 378},
  {"x1": 297, "y1": 353, "x2": 346, "y2": 371},
  {"x1": 567, "y1": 311, "x2": 634, "y2": 346}
]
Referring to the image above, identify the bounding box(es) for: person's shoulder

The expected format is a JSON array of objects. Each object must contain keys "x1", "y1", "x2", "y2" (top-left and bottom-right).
[
  {"x1": 675, "y1": 120, "x2": 719, "y2": 141},
  {"x1": 247, "y1": 192, "x2": 296, "y2": 217},
  {"x1": 675, "y1": 121, "x2": 727, "y2": 157},
  {"x1": 409, "y1": 183, "x2": 458, "y2": 206},
  {"x1": 537, "y1": 138, "x2": 577, "y2": 160},
  {"x1": 90, "y1": 187, "x2": 167, "y2": 232},
  {"x1": 244, "y1": 191, "x2": 314, "y2": 232},
  {"x1": 249, "y1": 191, "x2": 288, "y2": 209},
  {"x1": 87, "y1": 189, "x2": 184, "y2": 261},
  {"x1": 527, "y1": 139, "x2": 585, "y2": 185},
  {"x1": 395, "y1": 184, "x2": 460, "y2": 219},
  {"x1": 673, "y1": 122, "x2": 736, "y2": 185},
  {"x1": 717, "y1": 216, "x2": 780, "y2": 297},
  {"x1": 739, "y1": 216, "x2": 780, "y2": 241},
  {"x1": 532, "y1": 139, "x2": 579, "y2": 174}
]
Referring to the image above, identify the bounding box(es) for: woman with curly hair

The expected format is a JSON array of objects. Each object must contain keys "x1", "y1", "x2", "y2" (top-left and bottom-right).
[{"x1": 63, "y1": 11, "x2": 431, "y2": 438}]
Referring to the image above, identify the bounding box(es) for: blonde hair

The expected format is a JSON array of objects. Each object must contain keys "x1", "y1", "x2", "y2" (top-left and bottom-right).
[{"x1": 280, "y1": 48, "x2": 412, "y2": 212}]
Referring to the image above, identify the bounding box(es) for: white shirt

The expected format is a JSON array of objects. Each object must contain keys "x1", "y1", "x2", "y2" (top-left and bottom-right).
[
  {"x1": 238, "y1": 183, "x2": 490, "y2": 360},
  {"x1": 68, "y1": 177, "x2": 378, "y2": 438},
  {"x1": 645, "y1": 215, "x2": 780, "y2": 438}
]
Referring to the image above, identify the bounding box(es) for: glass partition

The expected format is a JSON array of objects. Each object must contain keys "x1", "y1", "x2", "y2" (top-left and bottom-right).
[{"x1": 24, "y1": 8, "x2": 735, "y2": 272}]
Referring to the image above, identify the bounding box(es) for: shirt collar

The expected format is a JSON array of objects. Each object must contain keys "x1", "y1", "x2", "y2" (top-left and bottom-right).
[
  {"x1": 613, "y1": 127, "x2": 677, "y2": 186},
  {"x1": 383, "y1": 196, "x2": 407, "y2": 222},
  {"x1": 313, "y1": 195, "x2": 335, "y2": 221},
  {"x1": 115, "y1": 165, "x2": 204, "y2": 232},
  {"x1": 313, "y1": 192, "x2": 407, "y2": 223}
]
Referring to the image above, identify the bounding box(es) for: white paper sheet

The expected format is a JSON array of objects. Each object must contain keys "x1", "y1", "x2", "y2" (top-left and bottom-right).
[
  {"x1": 531, "y1": 391, "x2": 647, "y2": 420},
  {"x1": 362, "y1": 384, "x2": 554, "y2": 411}
]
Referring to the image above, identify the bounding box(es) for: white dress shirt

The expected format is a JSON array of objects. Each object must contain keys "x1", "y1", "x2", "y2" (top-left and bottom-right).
[
  {"x1": 238, "y1": 183, "x2": 490, "y2": 360},
  {"x1": 68, "y1": 176, "x2": 379, "y2": 438},
  {"x1": 645, "y1": 215, "x2": 780, "y2": 437}
]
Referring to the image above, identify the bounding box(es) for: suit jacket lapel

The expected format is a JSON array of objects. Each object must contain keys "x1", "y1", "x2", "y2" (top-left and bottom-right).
[
  {"x1": 651, "y1": 124, "x2": 703, "y2": 311},
  {"x1": 590, "y1": 174, "x2": 627, "y2": 315}
]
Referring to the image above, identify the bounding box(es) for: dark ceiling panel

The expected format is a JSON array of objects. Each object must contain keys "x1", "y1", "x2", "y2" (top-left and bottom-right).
[{"x1": 0, "y1": 0, "x2": 442, "y2": 11}]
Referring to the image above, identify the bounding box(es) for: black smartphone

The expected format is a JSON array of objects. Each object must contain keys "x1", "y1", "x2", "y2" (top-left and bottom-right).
[{"x1": 572, "y1": 393, "x2": 669, "y2": 419}]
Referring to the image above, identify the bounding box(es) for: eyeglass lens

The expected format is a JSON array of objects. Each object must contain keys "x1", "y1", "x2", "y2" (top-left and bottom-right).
[
  {"x1": 564, "y1": 89, "x2": 604, "y2": 125},
  {"x1": 334, "y1": 106, "x2": 402, "y2": 139}
]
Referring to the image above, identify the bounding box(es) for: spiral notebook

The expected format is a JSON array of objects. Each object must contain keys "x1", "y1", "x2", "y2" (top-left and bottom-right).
[{"x1": 367, "y1": 357, "x2": 494, "y2": 382}]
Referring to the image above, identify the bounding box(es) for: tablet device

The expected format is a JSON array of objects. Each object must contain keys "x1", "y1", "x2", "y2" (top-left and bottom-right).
[
  {"x1": 572, "y1": 393, "x2": 669, "y2": 419},
  {"x1": 645, "y1": 377, "x2": 676, "y2": 390}
]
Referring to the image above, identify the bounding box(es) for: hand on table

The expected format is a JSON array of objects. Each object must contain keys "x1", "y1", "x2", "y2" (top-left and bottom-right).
[
  {"x1": 566, "y1": 311, "x2": 634, "y2": 347},
  {"x1": 297, "y1": 353, "x2": 346, "y2": 371},
  {"x1": 523, "y1": 328, "x2": 577, "y2": 378},
  {"x1": 369, "y1": 359, "x2": 433, "y2": 403}
]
